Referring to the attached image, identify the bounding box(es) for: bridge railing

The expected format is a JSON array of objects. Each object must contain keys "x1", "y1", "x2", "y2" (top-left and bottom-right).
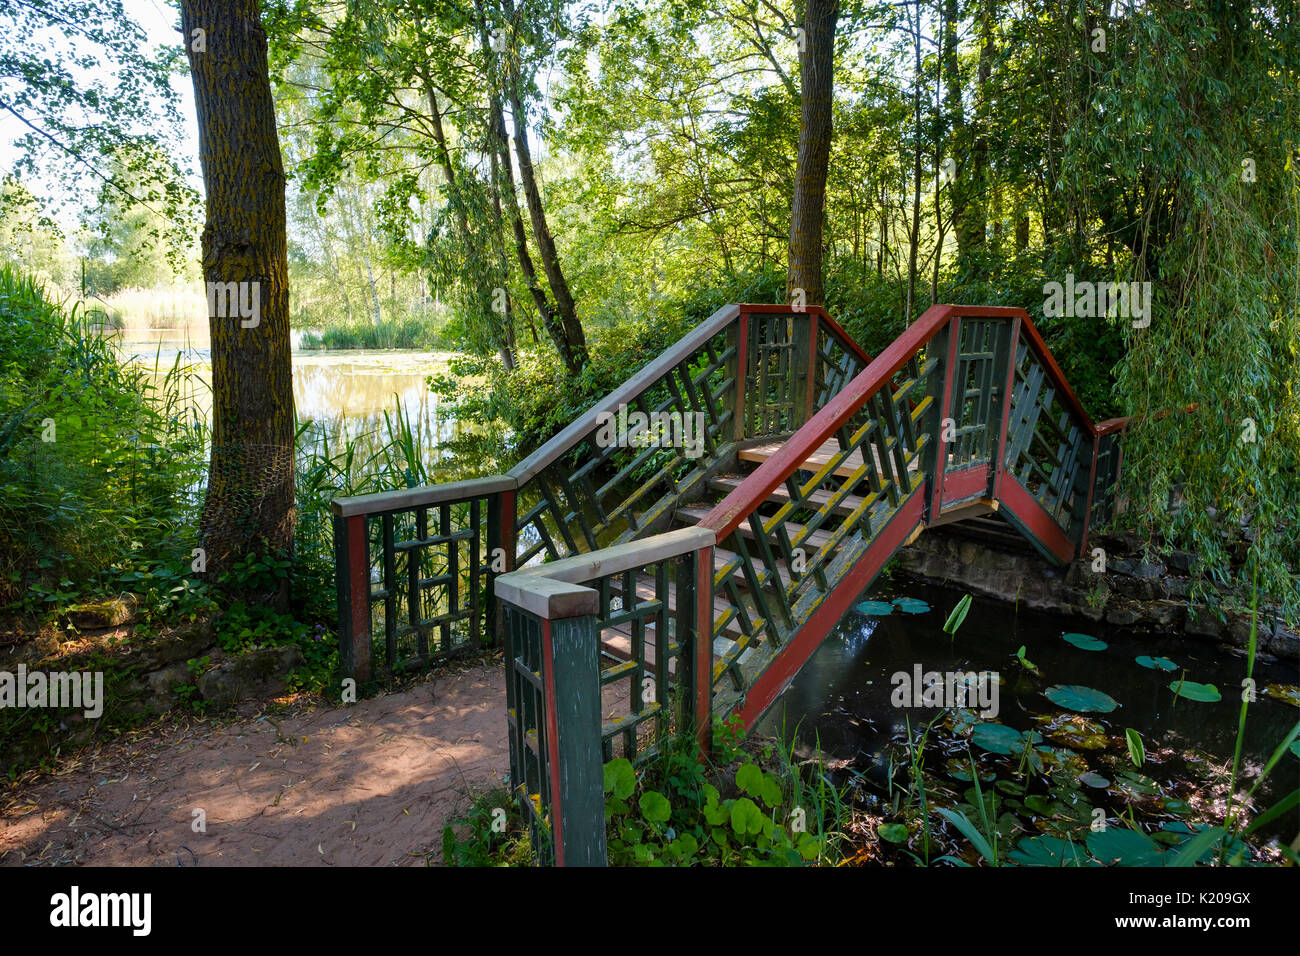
[
  {"x1": 698, "y1": 304, "x2": 1127, "y2": 729},
  {"x1": 332, "y1": 303, "x2": 871, "y2": 680},
  {"x1": 330, "y1": 477, "x2": 513, "y2": 681},
  {"x1": 494, "y1": 526, "x2": 715, "y2": 866}
]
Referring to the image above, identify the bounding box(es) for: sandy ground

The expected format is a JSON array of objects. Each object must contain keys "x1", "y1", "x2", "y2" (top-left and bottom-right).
[{"x1": 0, "y1": 665, "x2": 508, "y2": 867}]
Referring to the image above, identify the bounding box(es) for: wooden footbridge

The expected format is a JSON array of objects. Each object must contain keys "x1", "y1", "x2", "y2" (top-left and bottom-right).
[{"x1": 330, "y1": 303, "x2": 1128, "y2": 864}]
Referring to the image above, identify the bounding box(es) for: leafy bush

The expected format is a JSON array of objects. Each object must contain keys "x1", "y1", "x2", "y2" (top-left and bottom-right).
[{"x1": 0, "y1": 265, "x2": 207, "y2": 610}]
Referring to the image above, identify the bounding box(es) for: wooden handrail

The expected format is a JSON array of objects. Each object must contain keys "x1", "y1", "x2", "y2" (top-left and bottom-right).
[
  {"x1": 731, "y1": 301, "x2": 873, "y2": 367},
  {"x1": 494, "y1": 526, "x2": 715, "y2": 618},
  {"x1": 701, "y1": 303, "x2": 957, "y2": 539},
  {"x1": 330, "y1": 474, "x2": 515, "y2": 517},
  {"x1": 508, "y1": 303, "x2": 741, "y2": 484},
  {"x1": 699, "y1": 303, "x2": 1123, "y2": 540}
]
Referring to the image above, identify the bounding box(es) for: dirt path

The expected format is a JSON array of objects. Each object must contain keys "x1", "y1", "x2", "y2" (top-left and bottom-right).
[{"x1": 0, "y1": 665, "x2": 507, "y2": 866}]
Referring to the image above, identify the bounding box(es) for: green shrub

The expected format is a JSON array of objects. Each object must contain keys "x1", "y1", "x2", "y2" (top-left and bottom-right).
[{"x1": 0, "y1": 265, "x2": 207, "y2": 610}]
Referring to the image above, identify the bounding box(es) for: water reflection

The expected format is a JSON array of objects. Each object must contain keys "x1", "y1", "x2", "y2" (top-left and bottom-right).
[{"x1": 112, "y1": 332, "x2": 493, "y2": 482}]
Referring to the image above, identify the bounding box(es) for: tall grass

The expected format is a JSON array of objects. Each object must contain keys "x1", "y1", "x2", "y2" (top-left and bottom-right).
[
  {"x1": 298, "y1": 317, "x2": 445, "y2": 351},
  {"x1": 0, "y1": 266, "x2": 209, "y2": 611}
]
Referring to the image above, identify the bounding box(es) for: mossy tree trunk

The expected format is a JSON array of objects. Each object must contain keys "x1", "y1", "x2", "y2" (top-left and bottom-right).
[
  {"x1": 181, "y1": 0, "x2": 295, "y2": 607},
  {"x1": 787, "y1": 0, "x2": 839, "y2": 307}
]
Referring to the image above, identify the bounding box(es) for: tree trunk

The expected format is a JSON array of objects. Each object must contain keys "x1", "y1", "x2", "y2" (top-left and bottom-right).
[
  {"x1": 959, "y1": 0, "x2": 996, "y2": 261},
  {"x1": 786, "y1": 0, "x2": 839, "y2": 307},
  {"x1": 420, "y1": 73, "x2": 516, "y2": 369},
  {"x1": 474, "y1": 13, "x2": 566, "y2": 371},
  {"x1": 498, "y1": 0, "x2": 588, "y2": 373},
  {"x1": 181, "y1": 0, "x2": 294, "y2": 606},
  {"x1": 364, "y1": 251, "x2": 382, "y2": 326},
  {"x1": 942, "y1": 0, "x2": 972, "y2": 260},
  {"x1": 905, "y1": 0, "x2": 923, "y2": 319}
]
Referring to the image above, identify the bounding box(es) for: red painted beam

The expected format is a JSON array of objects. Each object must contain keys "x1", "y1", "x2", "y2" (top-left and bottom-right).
[
  {"x1": 731, "y1": 491, "x2": 926, "y2": 730},
  {"x1": 996, "y1": 474, "x2": 1075, "y2": 564},
  {"x1": 992, "y1": 314, "x2": 1021, "y2": 502},
  {"x1": 942, "y1": 463, "x2": 992, "y2": 505},
  {"x1": 694, "y1": 544, "x2": 713, "y2": 754},
  {"x1": 703, "y1": 304, "x2": 962, "y2": 540},
  {"x1": 347, "y1": 514, "x2": 372, "y2": 683},
  {"x1": 929, "y1": 316, "x2": 962, "y2": 522}
]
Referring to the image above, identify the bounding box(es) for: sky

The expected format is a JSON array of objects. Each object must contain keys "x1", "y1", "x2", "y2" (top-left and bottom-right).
[{"x1": 0, "y1": 0, "x2": 202, "y2": 229}]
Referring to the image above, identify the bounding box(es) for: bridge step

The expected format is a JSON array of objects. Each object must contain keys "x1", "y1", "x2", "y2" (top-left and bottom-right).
[
  {"x1": 738, "y1": 436, "x2": 920, "y2": 479},
  {"x1": 708, "y1": 474, "x2": 871, "y2": 517}
]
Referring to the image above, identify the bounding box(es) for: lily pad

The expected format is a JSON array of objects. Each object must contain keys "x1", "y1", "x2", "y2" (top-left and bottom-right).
[
  {"x1": 891, "y1": 596, "x2": 931, "y2": 614},
  {"x1": 1045, "y1": 684, "x2": 1121, "y2": 713},
  {"x1": 1262, "y1": 683, "x2": 1300, "y2": 707},
  {"x1": 1136, "y1": 655, "x2": 1178, "y2": 671},
  {"x1": 1023, "y1": 795, "x2": 1055, "y2": 816},
  {"x1": 877, "y1": 823, "x2": 909, "y2": 844},
  {"x1": 1008, "y1": 835, "x2": 1089, "y2": 867},
  {"x1": 1078, "y1": 771, "x2": 1111, "y2": 789},
  {"x1": 971, "y1": 722, "x2": 1024, "y2": 755},
  {"x1": 1033, "y1": 745, "x2": 1089, "y2": 777},
  {"x1": 1061, "y1": 632, "x2": 1108, "y2": 651},
  {"x1": 1168, "y1": 679, "x2": 1221, "y2": 702},
  {"x1": 1086, "y1": 828, "x2": 1165, "y2": 866},
  {"x1": 856, "y1": 600, "x2": 894, "y2": 616}
]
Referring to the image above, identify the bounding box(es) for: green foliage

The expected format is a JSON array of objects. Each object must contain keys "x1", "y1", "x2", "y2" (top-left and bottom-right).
[
  {"x1": 0, "y1": 266, "x2": 208, "y2": 611},
  {"x1": 601, "y1": 730, "x2": 841, "y2": 866},
  {"x1": 298, "y1": 317, "x2": 445, "y2": 351},
  {"x1": 441, "y1": 789, "x2": 534, "y2": 867}
]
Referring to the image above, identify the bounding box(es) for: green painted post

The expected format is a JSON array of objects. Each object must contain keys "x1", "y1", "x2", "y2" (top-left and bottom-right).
[
  {"x1": 544, "y1": 614, "x2": 607, "y2": 866},
  {"x1": 923, "y1": 319, "x2": 956, "y2": 523},
  {"x1": 791, "y1": 312, "x2": 814, "y2": 427}
]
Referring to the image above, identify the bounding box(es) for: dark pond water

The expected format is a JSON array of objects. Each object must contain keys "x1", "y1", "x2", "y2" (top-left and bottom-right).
[{"x1": 760, "y1": 577, "x2": 1300, "y2": 840}]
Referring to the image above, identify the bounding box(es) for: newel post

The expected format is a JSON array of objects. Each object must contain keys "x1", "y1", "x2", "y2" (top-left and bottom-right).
[
  {"x1": 791, "y1": 309, "x2": 818, "y2": 427},
  {"x1": 334, "y1": 512, "x2": 372, "y2": 683},
  {"x1": 496, "y1": 573, "x2": 606, "y2": 867}
]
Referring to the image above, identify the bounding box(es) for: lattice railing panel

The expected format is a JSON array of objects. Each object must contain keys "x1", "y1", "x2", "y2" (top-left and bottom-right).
[
  {"x1": 515, "y1": 328, "x2": 738, "y2": 566},
  {"x1": 1004, "y1": 336, "x2": 1090, "y2": 540},
  {"x1": 708, "y1": 352, "x2": 938, "y2": 712}
]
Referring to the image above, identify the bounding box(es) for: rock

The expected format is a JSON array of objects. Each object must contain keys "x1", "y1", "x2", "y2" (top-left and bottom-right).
[
  {"x1": 1064, "y1": 561, "x2": 1088, "y2": 589},
  {"x1": 1105, "y1": 607, "x2": 1140, "y2": 626},
  {"x1": 1185, "y1": 610, "x2": 1223, "y2": 640},
  {"x1": 1110, "y1": 558, "x2": 1138, "y2": 576},
  {"x1": 1266, "y1": 624, "x2": 1299, "y2": 661},
  {"x1": 1146, "y1": 602, "x2": 1184, "y2": 628},
  {"x1": 130, "y1": 620, "x2": 216, "y2": 671},
  {"x1": 1226, "y1": 616, "x2": 1260, "y2": 647},
  {"x1": 0, "y1": 631, "x2": 61, "y2": 666},
  {"x1": 1133, "y1": 561, "x2": 1165, "y2": 580},
  {"x1": 197, "y1": 645, "x2": 305, "y2": 709},
  {"x1": 1165, "y1": 578, "x2": 1191, "y2": 599},
  {"x1": 1166, "y1": 550, "x2": 1196, "y2": 573},
  {"x1": 64, "y1": 595, "x2": 138, "y2": 629}
]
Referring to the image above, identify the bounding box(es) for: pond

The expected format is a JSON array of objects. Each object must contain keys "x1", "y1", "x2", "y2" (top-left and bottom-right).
[
  {"x1": 110, "y1": 333, "x2": 492, "y2": 483},
  {"x1": 760, "y1": 577, "x2": 1300, "y2": 860}
]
